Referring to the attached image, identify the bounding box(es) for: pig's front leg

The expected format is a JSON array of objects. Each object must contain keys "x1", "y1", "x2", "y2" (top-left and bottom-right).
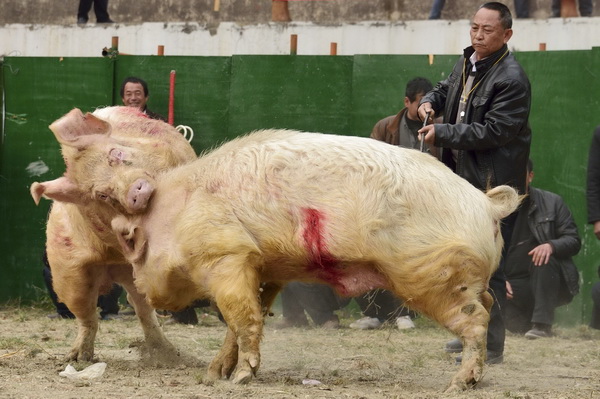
[
  {"x1": 208, "y1": 257, "x2": 264, "y2": 384},
  {"x1": 207, "y1": 327, "x2": 239, "y2": 380},
  {"x1": 66, "y1": 293, "x2": 99, "y2": 362},
  {"x1": 206, "y1": 282, "x2": 281, "y2": 381},
  {"x1": 119, "y1": 276, "x2": 181, "y2": 366}
]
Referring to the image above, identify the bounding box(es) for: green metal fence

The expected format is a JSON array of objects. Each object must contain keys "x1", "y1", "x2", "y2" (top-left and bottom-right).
[{"x1": 1, "y1": 50, "x2": 599, "y2": 325}]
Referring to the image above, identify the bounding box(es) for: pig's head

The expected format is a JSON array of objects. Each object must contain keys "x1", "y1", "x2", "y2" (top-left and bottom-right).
[{"x1": 31, "y1": 106, "x2": 196, "y2": 215}]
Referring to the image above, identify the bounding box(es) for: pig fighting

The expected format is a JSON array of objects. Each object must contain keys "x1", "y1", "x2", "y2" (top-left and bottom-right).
[{"x1": 30, "y1": 106, "x2": 521, "y2": 392}]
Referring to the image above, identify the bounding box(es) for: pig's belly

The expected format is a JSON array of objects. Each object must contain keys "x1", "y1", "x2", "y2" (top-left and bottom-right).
[{"x1": 313, "y1": 261, "x2": 391, "y2": 297}]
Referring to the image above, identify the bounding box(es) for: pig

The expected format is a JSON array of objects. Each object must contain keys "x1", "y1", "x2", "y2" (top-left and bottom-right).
[
  {"x1": 30, "y1": 106, "x2": 197, "y2": 364},
  {"x1": 63, "y1": 128, "x2": 519, "y2": 392}
]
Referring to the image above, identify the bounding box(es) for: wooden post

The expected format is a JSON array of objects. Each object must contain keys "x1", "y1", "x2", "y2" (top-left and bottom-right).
[
  {"x1": 272, "y1": 0, "x2": 291, "y2": 22},
  {"x1": 111, "y1": 36, "x2": 119, "y2": 52},
  {"x1": 214, "y1": 0, "x2": 220, "y2": 12},
  {"x1": 561, "y1": 0, "x2": 578, "y2": 17},
  {"x1": 539, "y1": 43, "x2": 546, "y2": 51},
  {"x1": 428, "y1": 54, "x2": 434, "y2": 65},
  {"x1": 330, "y1": 42, "x2": 337, "y2": 55},
  {"x1": 168, "y1": 71, "x2": 176, "y2": 126},
  {"x1": 157, "y1": 45, "x2": 164, "y2": 56},
  {"x1": 290, "y1": 34, "x2": 298, "y2": 55}
]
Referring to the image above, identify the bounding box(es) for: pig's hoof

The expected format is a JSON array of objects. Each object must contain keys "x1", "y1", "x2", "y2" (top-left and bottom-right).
[
  {"x1": 232, "y1": 369, "x2": 253, "y2": 384},
  {"x1": 66, "y1": 348, "x2": 93, "y2": 362}
]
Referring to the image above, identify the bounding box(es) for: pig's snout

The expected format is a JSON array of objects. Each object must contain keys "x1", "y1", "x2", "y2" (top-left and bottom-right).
[{"x1": 127, "y1": 178, "x2": 154, "y2": 213}]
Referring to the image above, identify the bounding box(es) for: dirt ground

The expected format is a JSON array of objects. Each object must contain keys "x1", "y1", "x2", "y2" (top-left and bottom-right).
[{"x1": 1, "y1": 305, "x2": 599, "y2": 399}]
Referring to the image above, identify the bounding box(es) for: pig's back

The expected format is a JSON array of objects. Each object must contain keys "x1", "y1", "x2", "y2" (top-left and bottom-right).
[{"x1": 168, "y1": 130, "x2": 499, "y2": 262}]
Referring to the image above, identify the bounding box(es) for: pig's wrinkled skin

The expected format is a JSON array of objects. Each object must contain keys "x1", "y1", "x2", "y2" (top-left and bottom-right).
[
  {"x1": 30, "y1": 106, "x2": 196, "y2": 364},
  {"x1": 101, "y1": 130, "x2": 521, "y2": 393}
]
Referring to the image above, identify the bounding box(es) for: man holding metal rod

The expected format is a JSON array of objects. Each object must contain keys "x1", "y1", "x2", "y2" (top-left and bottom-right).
[{"x1": 417, "y1": 2, "x2": 532, "y2": 365}]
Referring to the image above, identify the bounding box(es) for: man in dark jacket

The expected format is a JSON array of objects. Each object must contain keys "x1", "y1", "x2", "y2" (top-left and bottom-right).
[
  {"x1": 417, "y1": 2, "x2": 532, "y2": 365},
  {"x1": 505, "y1": 160, "x2": 581, "y2": 338},
  {"x1": 586, "y1": 126, "x2": 600, "y2": 239},
  {"x1": 586, "y1": 126, "x2": 600, "y2": 329}
]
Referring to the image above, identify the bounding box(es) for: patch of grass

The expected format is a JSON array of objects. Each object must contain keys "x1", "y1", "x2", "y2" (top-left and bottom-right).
[
  {"x1": 0, "y1": 337, "x2": 27, "y2": 349},
  {"x1": 202, "y1": 337, "x2": 223, "y2": 351}
]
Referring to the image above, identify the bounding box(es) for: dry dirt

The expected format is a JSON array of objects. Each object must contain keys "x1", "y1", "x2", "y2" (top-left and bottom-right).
[{"x1": 1, "y1": 305, "x2": 599, "y2": 399}]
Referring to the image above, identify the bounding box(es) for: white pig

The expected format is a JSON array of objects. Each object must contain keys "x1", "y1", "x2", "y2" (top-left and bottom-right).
[
  {"x1": 30, "y1": 106, "x2": 197, "y2": 364},
  {"x1": 67, "y1": 128, "x2": 519, "y2": 392}
]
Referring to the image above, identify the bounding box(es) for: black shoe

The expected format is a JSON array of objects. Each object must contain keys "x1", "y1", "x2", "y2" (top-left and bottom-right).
[
  {"x1": 524, "y1": 323, "x2": 552, "y2": 339},
  {"x1": 445, "y1": 338, "x2": 463, "y2": 353},
  {"x1": 77, "y1": 17, "x2": 87, "y2": 24},
  {"x1": 455, "y1": 350, "x2": 503, "y2": 365},
  {"x1": 97, "y1": 19, "x2": 115, "y2": 24}
]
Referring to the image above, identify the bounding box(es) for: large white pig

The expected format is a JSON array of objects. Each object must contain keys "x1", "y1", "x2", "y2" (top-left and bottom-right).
[
  {"x1": 66, "y1": 128, "x2": 519, "y2": 392},
  {"x1": 30, "y1": 106, "x2": 197, "y2": 364}
]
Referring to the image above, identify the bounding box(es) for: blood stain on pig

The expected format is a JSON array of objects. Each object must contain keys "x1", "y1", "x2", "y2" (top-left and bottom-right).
[{"x1": 301, "y1": 208, "x2": 343, "y2": 289}]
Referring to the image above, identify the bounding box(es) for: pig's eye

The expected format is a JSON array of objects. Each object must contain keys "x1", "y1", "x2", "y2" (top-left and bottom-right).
[{"x1": 96, "y1": 192, "x2": 109, "y2": 201}]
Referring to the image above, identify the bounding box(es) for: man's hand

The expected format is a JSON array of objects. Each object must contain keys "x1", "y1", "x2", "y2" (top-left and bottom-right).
[
  {"x1": 418, "y1": 124, "x2": 436, "y2": 145},
  {"x1": 594, "y1": 220, "x2": 600, "y2": 240},
  {"x1": 528, "y1": 243, "x2": 553, "y2": 266},
  {"x1": 418, "y1": 102, "x2": 435, "y2": 122},
  {"x1": 506, "y1": 280, "x2": 513, "y2": 300}
]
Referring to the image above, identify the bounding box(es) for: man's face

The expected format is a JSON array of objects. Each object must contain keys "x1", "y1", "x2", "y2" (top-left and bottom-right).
[
  {"x1": 404, "y1": 93, "x2": 424, "y2": 121},
  {"x1": 470, "y1": 8, "x2": 512, "y2": 60},
  {"x1": 122, "y1": 82, "x2": 148, "y2": 111}
]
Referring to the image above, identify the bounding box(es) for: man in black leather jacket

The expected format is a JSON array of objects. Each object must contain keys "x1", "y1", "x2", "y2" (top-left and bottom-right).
[
  {"x1": 417, "y1": 2, "x2": 532, "y2": 365},
  {"x1": 505, "y1": 160, "x2": 581, "y2": 338}
]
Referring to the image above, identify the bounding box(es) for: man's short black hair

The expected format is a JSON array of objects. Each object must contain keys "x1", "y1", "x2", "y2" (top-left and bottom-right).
[
  {"x1": 527, "y1": 159, "x2": 533, "y2": 173},
  {"x1": 405, "y1": 77, "x2": 433, "y2": 102},
  {"x1": 120, "y1": 76, "x2": 149, "y2": 98},
  {"x1": 480, "y1": 2, "x2": 513, "y2": 29}
]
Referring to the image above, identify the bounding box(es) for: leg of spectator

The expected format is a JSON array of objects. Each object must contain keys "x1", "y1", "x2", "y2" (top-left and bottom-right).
[
  {"x1": 529, "y1": 259, "x2": 562, "y2": 328},
  {"x1": 93, "y1": 0, "x2": 112, "y2": 23},
  {"x1": 505, "y1": 277, "x2": 534, "y2": 334},
  {"x1": 428, "y1": 0, "x2": 446, "y2": 19},
  {"x1": 77, "y1": 0, "x2": 93, "y2": 23},
  {"x1": 579, "y1": 0, "x2": 593, "y2": 16},
  {"x1": 513, "y1": 0, "x2": 530, "y2": 18}
]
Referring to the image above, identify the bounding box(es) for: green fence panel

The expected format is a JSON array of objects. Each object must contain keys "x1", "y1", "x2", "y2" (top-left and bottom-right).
[
  {"x1": 351, "y1": 54, "x2": 458, "y2": 137},
  {"x1": 228, "y1": 55, "x2": 354, "y2": 137},
  {"x1": 1, "y1": 52, "x2": 599, "y2": 326},
  {"x1": 114, "y1": 56, "x2": 232, "y2": 153},
  {"x1": 0, "y1": 57, "x2": 113, "y2": 302},
  {"x1": 515, "y1": 50, "x2": 598, "y2": 325}
]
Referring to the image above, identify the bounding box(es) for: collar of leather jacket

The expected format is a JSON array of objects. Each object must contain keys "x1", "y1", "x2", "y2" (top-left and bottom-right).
[{"x1": 462, "y1": 44, "x2": 509, "y2": 76}]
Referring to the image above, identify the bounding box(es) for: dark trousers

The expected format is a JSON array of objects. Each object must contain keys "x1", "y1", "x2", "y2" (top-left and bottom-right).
[
  {"x1": 281, "y1": 282, "x2": 350, "y2": 325},
  {"x1": 77, "y1": 0, "x2": 111, "y2": 22},
  {"x1": 591, "y1": 282, "x2": 600, "y2": 330},
  {"x1": 505, "y1": 259, "x2": 568, "y2": 333},
  {"x1": 513, "y1": 0, "x2": 530, "y2": 18},
  {"x1": 428, "y1": 0, "x2": 446, "y2": 19},
  {"x1": 354, "y1": 289, "x2": 412, "y2": 322},
  {"x1": 487, "y1": 211, "x2": 518, "y2": 353}
]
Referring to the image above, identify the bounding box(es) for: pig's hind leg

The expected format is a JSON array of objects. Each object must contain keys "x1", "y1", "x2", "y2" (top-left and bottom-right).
[
  {"x1": 206, "y1": 254, "x2": 264, "y2": 384},
  {"x1": 388, "y1": 245, "x2": 491, "y2": 392},
  {"x1": 441, "y1": 289, "x2": 491, "y2": 393}
]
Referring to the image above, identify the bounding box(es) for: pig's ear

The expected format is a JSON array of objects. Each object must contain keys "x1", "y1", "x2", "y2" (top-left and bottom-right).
[
  {"x1": 111, "y1": 215, "x2": 147, "y2": 263},
  {"x1": 30, "y1": 177, "x2": 85, "y2": 205},
  {"x1": 49, "y1": 108, "x2": 111, "y2": 148}
]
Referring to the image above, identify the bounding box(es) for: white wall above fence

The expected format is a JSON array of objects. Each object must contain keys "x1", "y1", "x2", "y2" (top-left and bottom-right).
[{"x1": 2, "y1": 18, "x2": 600, "y2": 58}]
